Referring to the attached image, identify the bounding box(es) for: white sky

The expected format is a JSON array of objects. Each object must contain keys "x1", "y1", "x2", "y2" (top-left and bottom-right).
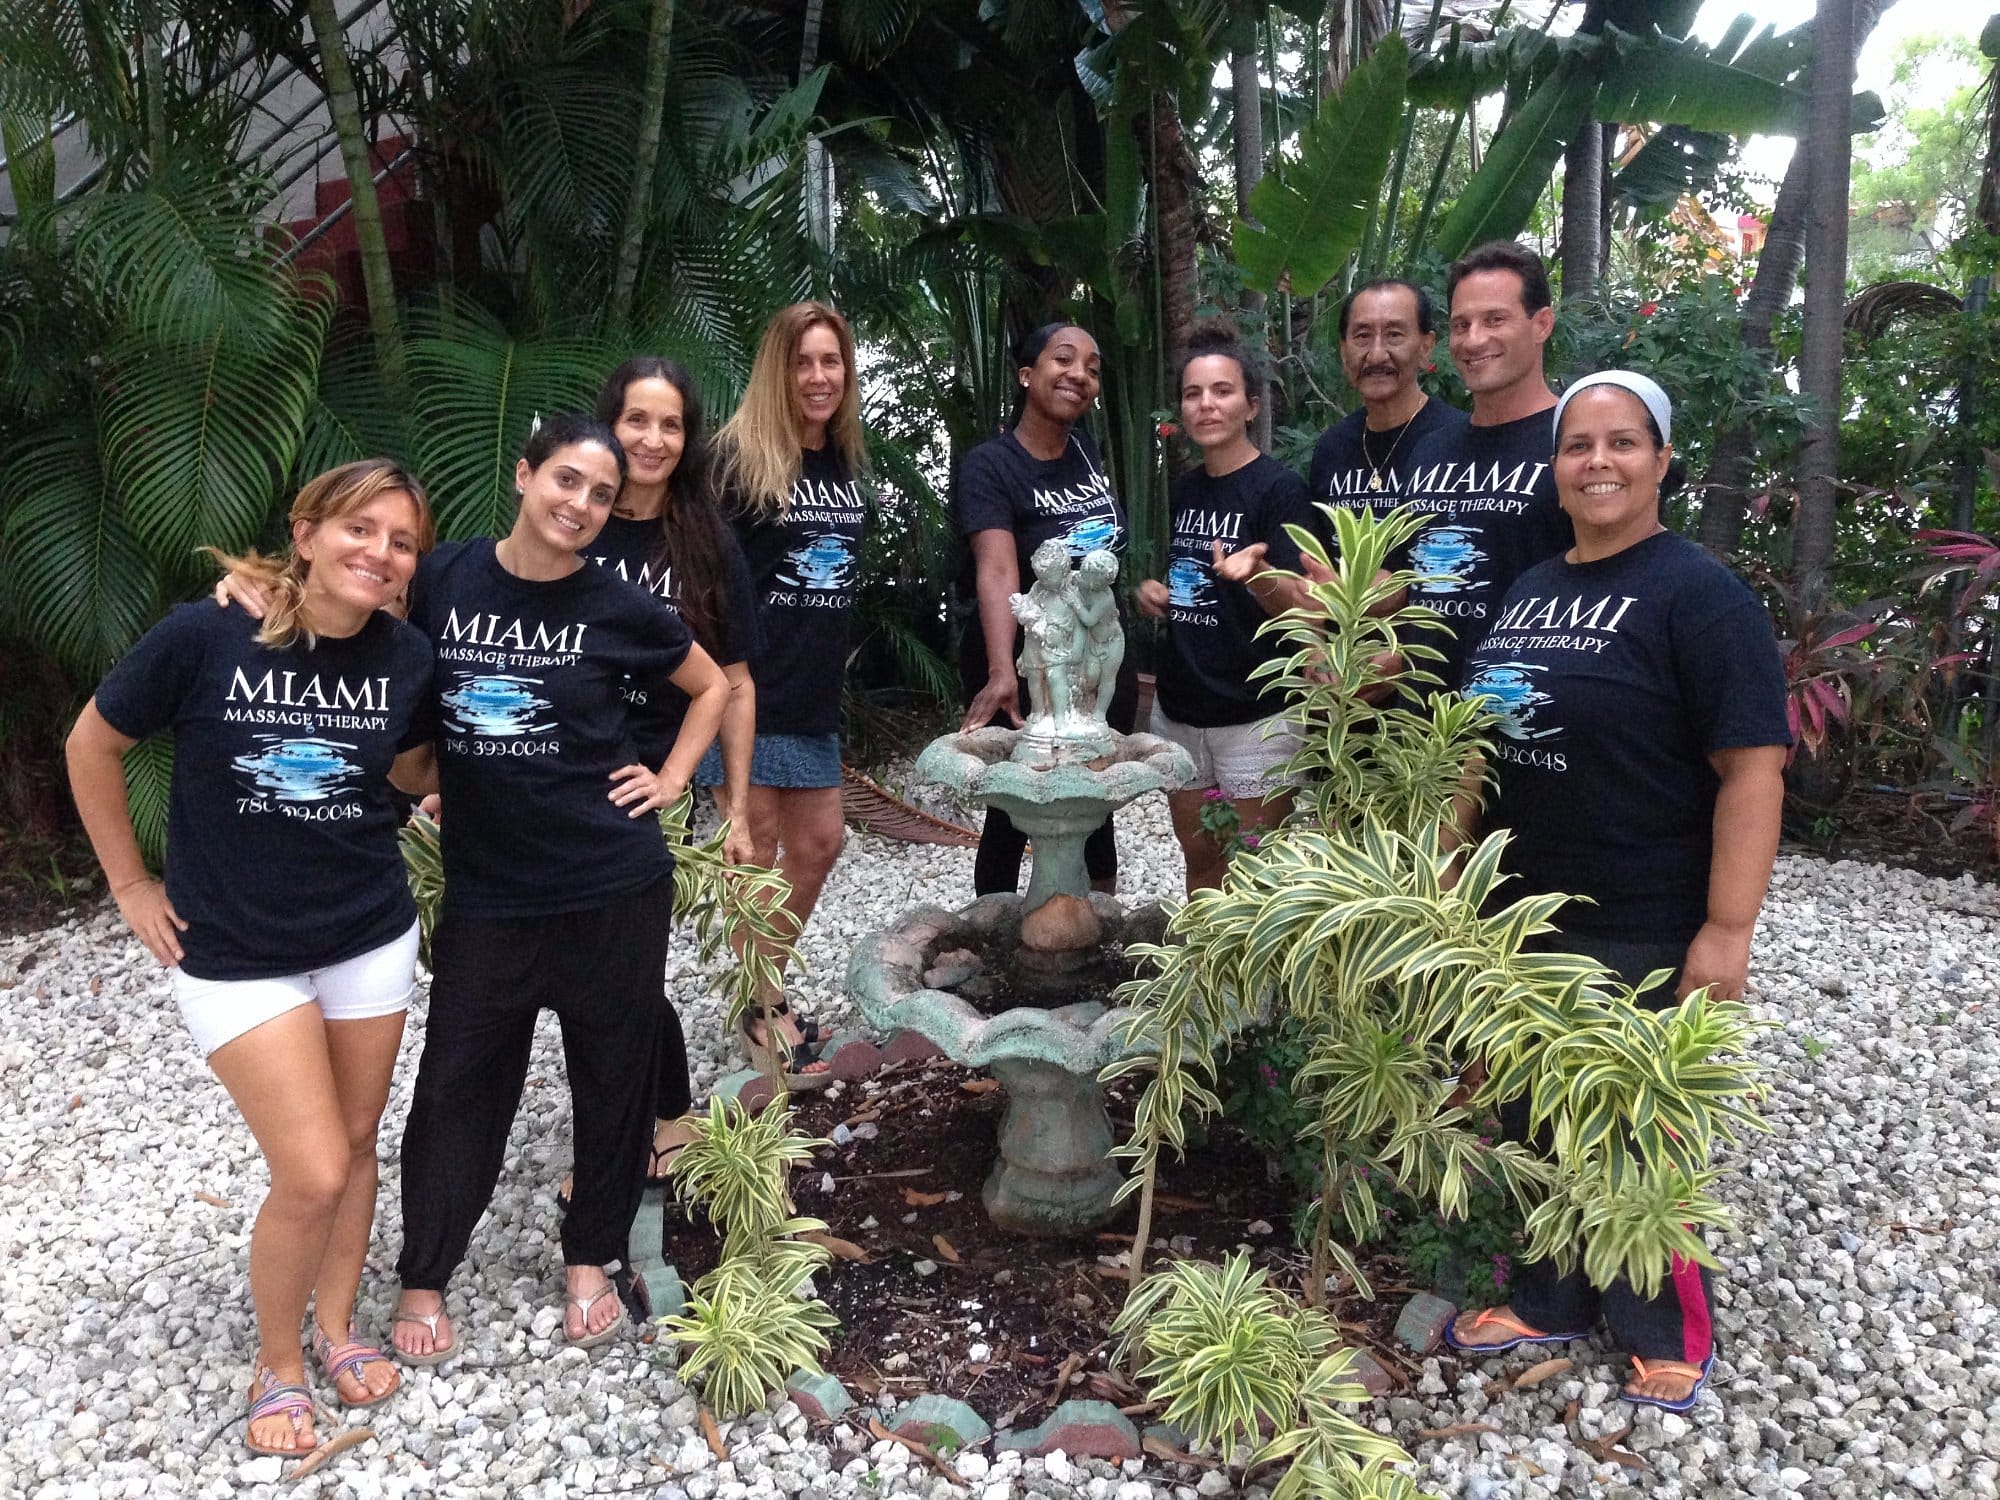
[{"x1": 1690, "y1": 0, "x2": 1990, "y2": 187}]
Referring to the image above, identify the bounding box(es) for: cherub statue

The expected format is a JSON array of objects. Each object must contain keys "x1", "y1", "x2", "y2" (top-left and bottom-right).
[
  {"x1": 1072, "y1": 548, "x2": 1122, "y2": 722},
  {"x1": 1011, "y1": 538, "x2": 1083, "y2": 736}
]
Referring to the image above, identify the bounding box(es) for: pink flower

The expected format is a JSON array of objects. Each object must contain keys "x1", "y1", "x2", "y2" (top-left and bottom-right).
[
  {"x1": 1203, "y1": 787, "x2": 1225, "y2": 802},
  {"x1": 1241, "y1": 833, "x2": 1261, "y2": 850},
  {"x1": 1638, "y1": 302, "x2": 1659, "y2": 317},
  {"x1": 1157, "y1": 421, "x2": 1179, "y2": 438},
  {"x1": 1491, "y1": 1253, "x2": 1512, "y2": 1288}
]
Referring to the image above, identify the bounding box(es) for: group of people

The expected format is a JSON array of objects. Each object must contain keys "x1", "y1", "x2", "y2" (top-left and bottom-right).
[
  {"x1": 66, "y1": 303, "x2": 874, "y2": 1456},
  {"x1": 64, "y1": 237, "x2": 1790, "y2": 1458},
  {"x1": 954, "y1": 239, "x2": 1789, "y2": 1414}
]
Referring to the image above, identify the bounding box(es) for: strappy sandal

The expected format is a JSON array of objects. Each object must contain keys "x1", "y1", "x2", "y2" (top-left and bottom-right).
[
  {"x1": 1622, "y1": 1353, "x2": 1713, "y2": 1413},
  {"x1": 391, "y1": 1300, "x2": 456, "y2": 1367},
  {"x1": 1443, "y1": 1305, "x2": 1588, "y2": 1354},
  {"x1": 739, "y1": 1000, "x2": 831, "y2": 1089},
  {"x1": 244, "y1": 1365, "x2": 317, "y2": 1457},
  {"x1": 564, "y1": 1281, "x2": 623, "y2": 1349},
  {"x1": 311, "y1": 1323, "x2": 401, "y2": 1408}
]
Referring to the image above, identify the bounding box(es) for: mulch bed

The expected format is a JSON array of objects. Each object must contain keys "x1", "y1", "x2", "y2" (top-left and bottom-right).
[
  {"x1": 662, "y1": 1058, "x2": 1418, "y2": 1421},
  {"x1": 1790, "y1": 785, "x2": 2000, "y2": 882}
]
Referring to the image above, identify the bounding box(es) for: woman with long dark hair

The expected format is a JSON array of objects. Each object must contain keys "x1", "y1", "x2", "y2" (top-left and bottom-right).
[
  {"x1": 534, "y1": 356, "x2": 764, "y2": 1201},
  {"x1": 953, "y1": 321, "x2": 1137, "y2": 893},
  {"x1": 69, "y1": 460, "x2": 437, "y2": 1455}
]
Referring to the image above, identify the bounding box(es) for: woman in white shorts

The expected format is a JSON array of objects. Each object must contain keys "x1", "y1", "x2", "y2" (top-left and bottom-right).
[
  {"x1": 1137, "y1": 322, "x2": 1329, "y2": 892},
  {"x1": 65, "y1": 460, "x2": 437, "y2": 1459}
]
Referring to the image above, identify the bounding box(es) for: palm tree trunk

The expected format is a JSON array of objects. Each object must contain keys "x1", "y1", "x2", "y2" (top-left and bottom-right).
[
  {"x1": 1699, "y1": 0, "x2": 1889, "y2": 556},
  {"x1": 1794, "y1": 0, "x2": 1858, "y2": 608},
  {"x1": 1558, "y1": 1, "x2": 1609, "y2": 305},
  {"x1": 609, "y1": 0, "x2": 675, "y2": 327},
  {"x1": 800, "y1": 0, "x2": 832, "y2": 256},
  {"x1": 305, "y1": 0, "x2": 404, "y2": 392},
  {"x1": 1232, "y1": 47, "x2": 1272, "y2": 449}
]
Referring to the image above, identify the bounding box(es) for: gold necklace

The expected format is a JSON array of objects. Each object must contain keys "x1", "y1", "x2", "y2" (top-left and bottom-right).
[{"x1": 1361, "y1": 395, "x2": 1426, "y2": 492}]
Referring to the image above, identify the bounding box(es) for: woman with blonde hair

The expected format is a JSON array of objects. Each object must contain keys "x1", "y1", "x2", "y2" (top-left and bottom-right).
[
  {"x1": 67, "y1": 460, "x2": 438, "y2": 1457},
  {"x1": 701, "y1": 301, "x2": 869, "y2": 1082}
]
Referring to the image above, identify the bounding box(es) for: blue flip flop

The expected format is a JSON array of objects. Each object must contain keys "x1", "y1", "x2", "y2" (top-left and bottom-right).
[
  {"x1": 1621, "y1": 1353, "x2": 1714, "y2": 1412},
  {"x1": 1442, "y1": 1306, "x2": 1589, "y2": 1355}
]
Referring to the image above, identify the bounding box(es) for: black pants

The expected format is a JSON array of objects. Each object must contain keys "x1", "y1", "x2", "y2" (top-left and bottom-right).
[
  {"x1": 959, "y1": 620, "x2": 1140, "y2": 895},
  {"x1": 1501, "y1": 931, "x2": 1716, "y2": 1365},
  {"x1": 397, "y1": 874, "x2": 674, "y2": 1288},
  {"x1": 654, "y1": 1005, "x2": 690, "y2": 1122}
]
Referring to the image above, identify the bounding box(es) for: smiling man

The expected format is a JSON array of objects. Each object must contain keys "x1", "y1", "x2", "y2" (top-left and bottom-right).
[
  {"x1": 1309, "y1": 277, "x2": 1467, "y2": 519},
  {"x1": 1398, "y1": 241, "x2": 1575, "y2": 690}
]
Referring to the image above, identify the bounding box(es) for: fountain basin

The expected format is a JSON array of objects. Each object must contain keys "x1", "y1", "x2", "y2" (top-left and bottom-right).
[
  {"x1": 848, "y1": 894, "x2": 1167, "y2": 1235},
  {"x1": 914, "y1": 729, "x2": 1193, "y2": 912}
]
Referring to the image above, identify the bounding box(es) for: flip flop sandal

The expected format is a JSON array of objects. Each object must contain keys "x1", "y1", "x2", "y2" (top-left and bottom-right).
[
  {"x1": 391, "y1": 1306, "x2": 456, "y2": 1367},
  {"x1": 564, "y1": 1284, "x2": 623, "y2": 1349},
  {"x1": 245, "y1": 1365, "x2": 318, "y2": 1458},
  {"x1": 311, "y1": 1324, "x2": 401, "y2": 1408},
  {"x1": 1443, "y1": 1306, "x2": 1589, "y2": 1355},
  {"x1": 1622, "y1": 1353, "x2": 1714, "y2": 1413}
]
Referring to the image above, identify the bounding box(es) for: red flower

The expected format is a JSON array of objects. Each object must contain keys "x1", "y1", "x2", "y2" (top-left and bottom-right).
[
  {"x1": 1157, "y1": 421, "x2": 1179, "y2": 438},
  {"x1": 1638, "y1": 302, "x2": 1659, "y2": 317},
  {"x1": 1425, "y1": 362, "x2": 1437, "y2": 373}
]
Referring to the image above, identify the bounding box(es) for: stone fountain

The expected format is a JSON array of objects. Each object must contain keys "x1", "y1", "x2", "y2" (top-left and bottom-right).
[{"x1": 848, "y1": 542, "x2": 1193, "y2": 1234}]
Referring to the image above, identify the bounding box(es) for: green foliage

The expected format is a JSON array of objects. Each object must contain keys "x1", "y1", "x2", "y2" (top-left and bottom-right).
[
  {"x1": 398, "y1": 811, "x2": 445, "y2": 967},
  {"x1": 659, "y1": 795, "x2": 800, "y2": 1040},
  {"x1": 1236, "y1": 35, "x2": 1409, "y2": 298},
  {"x1": 1111, "y1": 1253, "x2": 1424, "y2": 1500},
  {"x1": 669, "y1": 1094, "x2": 825, "y2": 1259},
  {"x1": 663, "y1": 1236, "x2": 839, "y2": 1420},
  {"x1": 1109, "y1": 507, "x2": 1772, "y2": 1344}
]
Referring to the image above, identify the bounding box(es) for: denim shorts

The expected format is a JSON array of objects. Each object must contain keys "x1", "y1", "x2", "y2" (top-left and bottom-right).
[{"x1": 696, "y1": 731, "x2": 843, "y2": 790}]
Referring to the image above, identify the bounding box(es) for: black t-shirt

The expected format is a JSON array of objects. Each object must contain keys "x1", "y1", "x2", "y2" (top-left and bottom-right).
[
  {"x1": 1398, "y1": 409, "x2": 1574, "y2": 689},
  {"x1": 93, "y1": 603, "x2": 433, "y2": 981},
  {"x1": 582, "y1": 514, "x2": 759, "y2": 767},
  {"x1": 954, "y1": 428, "x2": 1128, "y2": 591},
  {"x1": 732, "y1": 444, "x2": 868, "y2": 737},
  {"x1": 1463, "y1": 531, "x2": 1791, "y2": 943},
  {"x1": 1156, "y1": 454, "x2": 1326, "y2": 728},
  {"x1": 408, "y1": 539, "x2": 693, "y2": 917},
  {"x1": 1306, "y1": 396, "x2": 1468, "y2": 549}
]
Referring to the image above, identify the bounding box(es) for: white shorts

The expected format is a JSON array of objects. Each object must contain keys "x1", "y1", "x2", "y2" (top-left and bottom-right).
[
  {"x1": 1151, "y1": 706, "x2": 1303, "y2": 801},
  {"x1": 171, "y1": 920, "x2": 421, "y2": 1057}
]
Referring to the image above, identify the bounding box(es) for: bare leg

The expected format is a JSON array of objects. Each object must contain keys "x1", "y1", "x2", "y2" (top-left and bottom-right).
[
  {"x1": 207, "y1": 1005, "x2": 354, "y2": 1454},
  {"x1": 732, "y1": 784, "x2": 844, "y2": 1070},
  {"x1": 1167, "y1": 788, "x2": 1292, "y2": 894},
  {"x1": 309, "y1": 1011, "x2": 406, "y2": 1402}
]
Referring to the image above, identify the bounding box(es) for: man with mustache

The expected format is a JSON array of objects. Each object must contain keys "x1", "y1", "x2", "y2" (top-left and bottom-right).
[{"x1": 1308, "y1": 277, "x2": 1467, "y2": 525}]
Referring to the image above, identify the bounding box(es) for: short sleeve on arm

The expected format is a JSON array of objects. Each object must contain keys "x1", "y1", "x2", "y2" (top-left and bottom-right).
[
  {"x1": 954, "y1": 447, "x2": 1016, "y2": 537},
  {"x1": 722, "y1": 536, "x2": 761, "y2": 667},
  {"x1": 92, "y1": 606, "x2": 208, "y2": 741},
  {"x1": 1673, "y1": 588, "x2": 1792, "y2": 754},
  {"x1": 395, "y1": 632, "x2": 437, "y2": 751},
  {"x1": 1261, "y1": 466, "x2": 1321, "y2": 573}
]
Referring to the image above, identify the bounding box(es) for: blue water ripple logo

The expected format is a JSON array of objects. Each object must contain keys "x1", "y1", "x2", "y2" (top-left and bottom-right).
[
  {"x1": 232, "y1": 736, "x2": 364, "y2": 801},
  {"x1": 1465, "y1": 663, "x2": 1559, "y2": 739},
  {"x1": 1063, "y1": 515, "x2": 1123, "y2": 557},
  {"x1": 777, "y1": 533, "x2": 857, "y2": 591},
  {"x1": 1167, "y1": 555, "x2": 1215, "y2": 610},
  {"x1": 441, "y1": 673, "x2": 556, "y2": 736},
  {"x1": 1410, "y1": 525, "x2": 1489, "y2": 593}
]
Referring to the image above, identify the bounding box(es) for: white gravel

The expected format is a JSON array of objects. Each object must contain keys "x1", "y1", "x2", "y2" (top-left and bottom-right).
[{"x1": 3, "y1": 796, "x2": 1997, "y2": 1499}]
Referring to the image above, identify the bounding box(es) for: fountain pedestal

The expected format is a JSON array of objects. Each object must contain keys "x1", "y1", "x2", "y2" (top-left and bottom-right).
[{"x1": 983, "y1": 1054, "x2": 1123, "y2": 1233}]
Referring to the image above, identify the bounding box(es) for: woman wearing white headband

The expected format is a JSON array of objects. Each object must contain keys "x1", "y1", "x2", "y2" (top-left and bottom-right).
[{"x1": 1445, "y1": 370, "x2": 1791, "y2": 1413}]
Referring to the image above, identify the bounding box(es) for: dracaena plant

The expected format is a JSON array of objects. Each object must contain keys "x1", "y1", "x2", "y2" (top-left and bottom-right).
[
  {"x1": 659, "y1": 1096, "x2": 838, "y2": 1418},
  {"x1": 1110, "y1": 1252, "x2": 1422, "y2": 1500},
  {"x1": 1106, "y1": 505, "x2": 1769, "y2": 1486}
]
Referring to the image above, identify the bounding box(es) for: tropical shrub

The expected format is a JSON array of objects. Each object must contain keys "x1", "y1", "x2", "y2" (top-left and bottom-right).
[
  {"x1": 660, "y1": 1095, "x2": 838, "y2": 1419},
  {"x1": 1106, "y1": 505, "x2": 1769, "y2": 1488}
]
